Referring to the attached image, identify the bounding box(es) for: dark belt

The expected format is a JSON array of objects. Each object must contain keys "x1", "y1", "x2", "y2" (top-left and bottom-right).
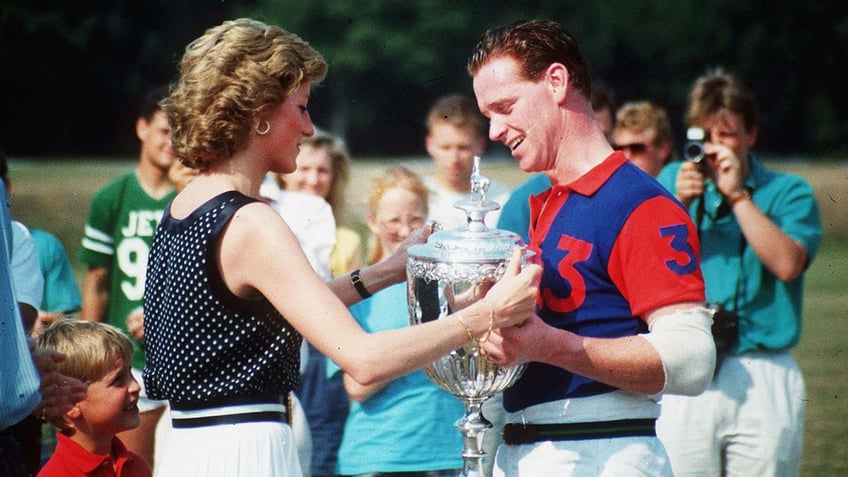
[
  {"x1": 169, "y1": 393, "x2": 288, "y2": 411},
  {"x1": 502, "y1": 418, "x2": 656, "y2": 445},
  {"x1": 172, "y1": 410, "x2": 288, "y2": 429}
]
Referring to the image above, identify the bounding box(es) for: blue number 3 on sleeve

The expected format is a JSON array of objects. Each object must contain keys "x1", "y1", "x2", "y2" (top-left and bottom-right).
[{"x1": 660, "y1": 224, "x2": 698, "y2": 275}]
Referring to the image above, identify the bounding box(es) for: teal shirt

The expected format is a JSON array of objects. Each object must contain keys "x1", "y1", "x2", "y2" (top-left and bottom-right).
[
  {"x1": 328, "y1": 283, "x2": 463, "y2": 474},
  {"x1": 31, "y1": 228, "x2": 82, "y2": 313},
  {"x1": 497, "y1": 173, "x2": 551, "y2": 244},
  {"x1": 657, "y1": 157, "x2": 822, "y2": 353}
]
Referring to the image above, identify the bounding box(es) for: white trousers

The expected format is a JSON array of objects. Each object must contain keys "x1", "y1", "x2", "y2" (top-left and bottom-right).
[
  {"x1": 494, "y1": 436, "x2": 671, "y2": 477},
  {"x1": 155, "y1": 403, "x2": 302, "y2": 477},
  {"x1": 657, "y1": 351, "x2": 805, "y2": 477},
  {"x1": 493, "y1": 391, "x2": 670, "y2": 477}
]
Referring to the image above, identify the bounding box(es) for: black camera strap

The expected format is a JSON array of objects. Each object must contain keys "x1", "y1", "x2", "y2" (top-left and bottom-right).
[
  {"x1": 695, "y1": 193, "x2": 746, "y2": 374},
  {"x1": 695, "y1": 194, "x2": 747, "y2": 311}
]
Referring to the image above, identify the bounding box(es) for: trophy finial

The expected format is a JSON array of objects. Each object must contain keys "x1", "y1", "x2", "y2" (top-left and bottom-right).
[
  {"x1": 470, "y1": 156, "x2": 490, "y2": 203},
  {"x1": 455, "y1": 156, "x2": 499, "y2": 232}
]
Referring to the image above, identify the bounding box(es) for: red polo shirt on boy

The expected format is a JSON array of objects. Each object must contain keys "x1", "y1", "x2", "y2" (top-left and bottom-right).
[{"x1": 38, "y1": 433, "x2": 151, "y2": 477}]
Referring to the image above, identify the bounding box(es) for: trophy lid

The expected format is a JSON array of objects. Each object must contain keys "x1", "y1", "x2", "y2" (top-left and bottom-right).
[{"x1": 409, "y1": 156, "x2": 524, "y2": 263}]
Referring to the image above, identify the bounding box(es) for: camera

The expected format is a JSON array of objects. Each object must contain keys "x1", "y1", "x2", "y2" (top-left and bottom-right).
[
  {"x1": 707, "y1": 303, "x2": 740, "y2": 374},
  {"x1": 709, "y1": 304, "x2": 739, "y2": 353},
  {"x1": 683, "y1": 127, "x2": 707, "y2": 163}
]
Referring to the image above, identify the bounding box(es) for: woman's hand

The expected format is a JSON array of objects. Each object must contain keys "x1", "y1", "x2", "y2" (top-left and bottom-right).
[
  {"x1": 126, "y1": 307, "x2": 144, "y2": 341},
  {"x1": 379, "y1": 222, "x2": 434, "y2": 283},
  {"x1": 483, "y1": 247, "x2": 541, "y2": 330}
]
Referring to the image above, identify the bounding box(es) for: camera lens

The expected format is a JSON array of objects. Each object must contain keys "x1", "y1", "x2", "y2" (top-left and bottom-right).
[{"x1": 684, "y1": 141, "x2": 704, "y2": 163}]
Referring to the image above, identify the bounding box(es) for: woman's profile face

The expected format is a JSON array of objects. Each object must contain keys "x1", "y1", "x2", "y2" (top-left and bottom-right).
[{"x1": 265, "y1": 81, "x2": 315, "y2": 174}]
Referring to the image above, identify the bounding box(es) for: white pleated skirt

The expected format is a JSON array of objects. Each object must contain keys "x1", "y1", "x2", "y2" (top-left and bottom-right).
[{"x1": 154, "y1": 403, "x2": 301, "y2": 477}]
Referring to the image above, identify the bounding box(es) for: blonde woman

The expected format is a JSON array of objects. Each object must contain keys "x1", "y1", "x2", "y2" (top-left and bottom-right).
[
  {"x1": 142, "y1": 18, "x2": 540, "y2": 477},
  {"x1": 277, "y1": 134, "x2": 362, "y2": 278}
]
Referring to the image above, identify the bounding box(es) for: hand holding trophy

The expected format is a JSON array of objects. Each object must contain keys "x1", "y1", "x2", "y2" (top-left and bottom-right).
[{"x1": 407, "y1": 156, "x2": 533, "y2": 477}]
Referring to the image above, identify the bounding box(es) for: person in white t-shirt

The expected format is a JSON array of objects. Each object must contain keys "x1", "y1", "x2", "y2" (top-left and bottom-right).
[{"x1": 423, "y1": 94, "x2": 511, "y2": 230}]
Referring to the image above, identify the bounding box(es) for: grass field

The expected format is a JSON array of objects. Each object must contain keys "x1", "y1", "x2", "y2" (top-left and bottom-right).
[{"x1": 9, "y1": 157, "x2": 848, "y2": 476}]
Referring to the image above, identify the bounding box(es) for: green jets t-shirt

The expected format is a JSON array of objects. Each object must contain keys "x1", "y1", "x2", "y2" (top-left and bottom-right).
[{"x1": 79, "y1": 172, "x2": 175, "y2": 370}]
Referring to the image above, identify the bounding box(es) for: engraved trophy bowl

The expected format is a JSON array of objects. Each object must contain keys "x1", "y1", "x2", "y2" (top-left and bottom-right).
[{"x1": 407, "y1": 156, "x2": 529, "y2": 477}]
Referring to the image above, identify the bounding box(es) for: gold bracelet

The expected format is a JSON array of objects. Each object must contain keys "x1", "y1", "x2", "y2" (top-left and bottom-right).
[
  {"x1": 455, "y1": 314, "x2": 474, "y2": 342},
  {"x1": 476, "y1": 299, "x2": 496, "y2": 344}
]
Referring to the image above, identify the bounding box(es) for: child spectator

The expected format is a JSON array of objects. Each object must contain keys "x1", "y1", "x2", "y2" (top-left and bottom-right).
[{"x1": 36, "y1": 319, "x2": 151, "y2": 477}]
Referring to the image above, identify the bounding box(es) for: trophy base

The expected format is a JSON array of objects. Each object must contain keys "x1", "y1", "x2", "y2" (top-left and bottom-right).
[{"x1": 456, "y1": 397, "x2": 491, "y2": 477}]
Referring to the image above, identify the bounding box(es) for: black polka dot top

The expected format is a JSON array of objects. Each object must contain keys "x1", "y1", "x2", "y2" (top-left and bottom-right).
[{"x1": 143, "y1": 191, "x2": 301, "y2": 409}]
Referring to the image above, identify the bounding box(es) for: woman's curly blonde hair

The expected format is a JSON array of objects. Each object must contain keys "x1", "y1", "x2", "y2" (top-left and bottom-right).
[{"x1": 162, "y1": 18, "x2": 327, "y2": 169}]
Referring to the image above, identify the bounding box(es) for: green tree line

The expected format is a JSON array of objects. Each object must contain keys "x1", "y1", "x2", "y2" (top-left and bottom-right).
[{"x1": 1, "y1": 0, "x2": 845, "y2": 158}]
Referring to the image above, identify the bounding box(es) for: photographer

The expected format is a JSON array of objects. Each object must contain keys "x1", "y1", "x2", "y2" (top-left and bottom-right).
[{"x1": 655, "y1": 68, "x2": 822, "y2": 477}]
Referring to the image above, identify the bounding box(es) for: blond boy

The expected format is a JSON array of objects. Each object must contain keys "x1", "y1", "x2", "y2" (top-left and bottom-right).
[{"x1": 36, "y1": 319, "x2": 151, "y2": 477}]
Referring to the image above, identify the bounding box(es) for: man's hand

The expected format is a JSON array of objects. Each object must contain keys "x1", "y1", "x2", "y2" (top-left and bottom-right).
[
  {"x1": 480, "y1": 314, "x2": 550, "y2": 367},
  {"x1": 704, "y1": 142, "x2": 746, "y2": 199},
  {"x1": 30, "y1": 346, "x2": 87, "y2": 430},
  {"x1": 675, "y1": 161, "x2": 706, "y2": 208}
]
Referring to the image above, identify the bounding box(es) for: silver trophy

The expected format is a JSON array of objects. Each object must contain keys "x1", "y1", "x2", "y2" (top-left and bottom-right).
[{"x1": 407, "y1": 156, "x2": 529, "y2": 477}]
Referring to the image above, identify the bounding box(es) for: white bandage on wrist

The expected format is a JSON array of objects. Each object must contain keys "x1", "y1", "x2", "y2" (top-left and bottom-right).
[{"x1": 639, "y1": 305, "x2": 716, "y2": 396}]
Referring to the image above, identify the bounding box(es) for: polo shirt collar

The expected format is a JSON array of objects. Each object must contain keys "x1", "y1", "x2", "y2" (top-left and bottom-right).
[
  {"x1": 54, "y1": 432, "x2": 134, "y2": 474},
  {"x1": 555, "y1": 151, "x2": 627, "y2": 197},
  {"x1": 528, "y1": 152, "x2": 626, "y2": 240}
]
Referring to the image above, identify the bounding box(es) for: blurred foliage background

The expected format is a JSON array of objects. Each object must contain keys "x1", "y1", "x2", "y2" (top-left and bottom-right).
[{"x1": 1, "y1": 0, "x2": 846, "y2": 158}]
